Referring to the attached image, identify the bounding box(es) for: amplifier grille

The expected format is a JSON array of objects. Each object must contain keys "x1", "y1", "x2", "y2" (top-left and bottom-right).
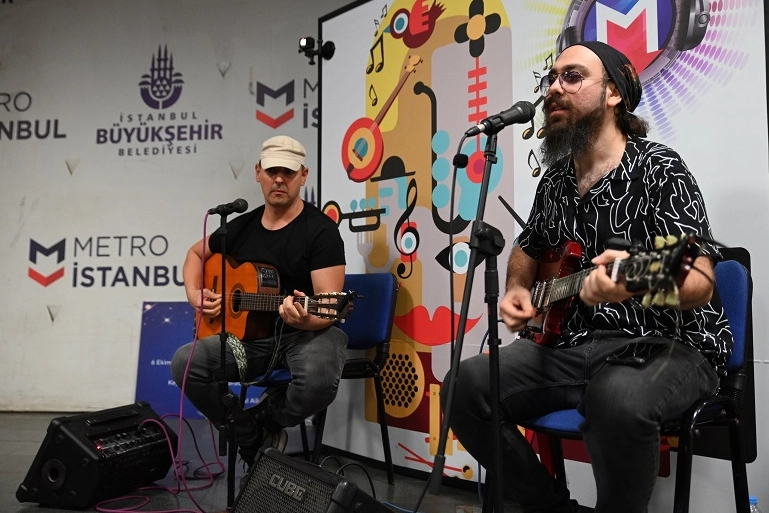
[{"x1": 237, "y1": 453, "x2": 336, "y2": 513}]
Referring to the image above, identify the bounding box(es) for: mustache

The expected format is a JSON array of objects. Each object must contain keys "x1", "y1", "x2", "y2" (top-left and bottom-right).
[{"x1": 544, "y1": 96, "x2": 568, "y2": 112}]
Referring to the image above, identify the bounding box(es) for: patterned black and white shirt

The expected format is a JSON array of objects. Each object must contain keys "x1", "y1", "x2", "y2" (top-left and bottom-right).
[{"x1": 518, "y1": 137, "x2": 733, "y2": 375}]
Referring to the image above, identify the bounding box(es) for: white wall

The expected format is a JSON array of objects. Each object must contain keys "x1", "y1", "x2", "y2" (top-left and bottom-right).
[{"x1": 0, "y1": 0, "x2": 349, "y2": 411}]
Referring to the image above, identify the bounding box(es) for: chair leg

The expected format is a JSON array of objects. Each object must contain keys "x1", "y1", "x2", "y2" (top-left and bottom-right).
[
  {"x1": 299, "y1": 420, "x2": 310, "y2": 461},
  {"x1": 729, "y1": 419, "x2": 750, "y2": 513},
  {"x1": 374, "y1": 375, "x2": 395, "y2": 484},
  {"x1": 673, "y1": 420, "x2": 695, "y2": 513},
  {"x1": 311, "y1": 408, "x2": 328, "y2": 464},
  {"x1": 482, "y1": 473, "x2": 495, "y2": 513},
  {"x1": 549, "y1": 436, "x2": 567, "y2": 485}
]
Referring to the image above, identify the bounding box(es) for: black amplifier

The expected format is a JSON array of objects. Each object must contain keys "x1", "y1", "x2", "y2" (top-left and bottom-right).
[
  {"x1": 235, "y1": 448, "x2": 391, "y2": 513},
  {"x1": 16, "y1": 401, "x2": 176, "y2": 509}
]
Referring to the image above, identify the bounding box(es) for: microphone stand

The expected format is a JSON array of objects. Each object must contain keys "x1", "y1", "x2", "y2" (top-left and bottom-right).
[
  {"x1": 213, "y1": 213, "x2": 239, "y2": 509},
  {"x1": 428, "y1": 132, "x2": 506, "y2": 512}
]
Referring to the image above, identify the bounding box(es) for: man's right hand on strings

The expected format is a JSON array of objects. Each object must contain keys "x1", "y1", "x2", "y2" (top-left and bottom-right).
[
  {"x1": 188, "y1": 288, "x2": 221, "y2": 317},
  {"x1": 500, "y1": 284, "x2": 538, "y2": 332}
]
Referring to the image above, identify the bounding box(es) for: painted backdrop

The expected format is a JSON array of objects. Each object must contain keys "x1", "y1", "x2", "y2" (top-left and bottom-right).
[{"x1": 319, "y1": 0, "x2": 769, "y2": 510}]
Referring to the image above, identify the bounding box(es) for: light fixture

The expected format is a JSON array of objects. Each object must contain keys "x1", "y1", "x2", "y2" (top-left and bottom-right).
[{"x1": 298, "y1": 37, "x2": 335, "y2": 65}]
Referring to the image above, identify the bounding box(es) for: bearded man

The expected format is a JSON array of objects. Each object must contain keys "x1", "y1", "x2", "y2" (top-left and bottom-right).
[{"x1": 441, "y1": 42, "x2": 732, "y2": 513}]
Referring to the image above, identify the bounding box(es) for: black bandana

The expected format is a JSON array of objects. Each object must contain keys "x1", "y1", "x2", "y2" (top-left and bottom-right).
[{"x1": 571, "y1": 41, "x2": 643, "y2": 112}]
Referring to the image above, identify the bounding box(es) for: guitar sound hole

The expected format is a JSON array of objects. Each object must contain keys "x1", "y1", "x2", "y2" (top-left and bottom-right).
[{"x1": 232, "y1": 290, "x2": 242, "y2": 312}]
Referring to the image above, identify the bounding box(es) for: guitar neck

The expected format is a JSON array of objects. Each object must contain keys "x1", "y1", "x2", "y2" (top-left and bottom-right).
[
  {"x1": 536, "y1": 261, "x2": 624, "y2": 308},
  {"x1": 542, "y1": 268, "x2": 590, "y2": 306},
  {"x1": 234, "y1": 293, "x2": 305, "y2": 313}
]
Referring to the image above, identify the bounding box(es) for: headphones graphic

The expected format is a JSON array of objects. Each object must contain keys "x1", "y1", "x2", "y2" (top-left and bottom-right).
[{"x1": 556, "y1": 0, "x2": 710, "y2": 73}]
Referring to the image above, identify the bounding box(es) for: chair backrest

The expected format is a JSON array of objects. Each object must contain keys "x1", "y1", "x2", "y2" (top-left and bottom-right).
[
  {"x1": 714, "y1": 259, "x2": 752, "y2": 373},
  {"x1": 338, "y1": 272, "x2": 398, "y2": 350}
]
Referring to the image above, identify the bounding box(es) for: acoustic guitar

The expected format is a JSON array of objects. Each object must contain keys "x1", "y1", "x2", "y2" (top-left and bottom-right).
[{"x1": 196, "y1": 254, "x2": 354, "y2": 340}]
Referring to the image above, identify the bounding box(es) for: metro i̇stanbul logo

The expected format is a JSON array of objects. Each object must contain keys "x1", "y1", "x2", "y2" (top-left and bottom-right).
[
  {"x1": 28, "y1": 239, "x2": 66, "y2": 287},
  {"x1": 27, "y1": 236, "x2": 184, "y2": 288}
]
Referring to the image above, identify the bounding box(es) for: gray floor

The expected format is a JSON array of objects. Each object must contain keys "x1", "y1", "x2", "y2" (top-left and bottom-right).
[{"x1": 1, "y1": 411, "x2": 525, "y2": 513}]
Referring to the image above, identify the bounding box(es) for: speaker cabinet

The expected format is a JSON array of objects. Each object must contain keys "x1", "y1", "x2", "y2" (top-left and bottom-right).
[
  {"x1": 235, "y1": 448, "x2": 390, "y2": 513},
  {"x1": 16, "y1": 402, "x2": 176, "y2": 509}
]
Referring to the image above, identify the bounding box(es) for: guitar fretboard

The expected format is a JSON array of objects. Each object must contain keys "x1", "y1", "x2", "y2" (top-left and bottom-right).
[
  {"x1": 535, "y1": 260, "x2": 626, "y2": 308},
  {"x1": 228, "y1": 293, "x2": 307, "y2": 312}
]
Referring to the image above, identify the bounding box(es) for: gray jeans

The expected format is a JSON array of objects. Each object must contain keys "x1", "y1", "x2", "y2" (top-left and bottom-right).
[
  {"x1": 442, "y1": 331, "x2": 719, "y2": 513},
  {"x1": 171, "y1": 326, "x2": 348, "y2": 445}
]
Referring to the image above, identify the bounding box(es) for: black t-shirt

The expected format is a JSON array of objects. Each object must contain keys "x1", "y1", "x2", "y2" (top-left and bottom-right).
[{"x1": 208, "y1": 201, "x2": 346, "y2": 297}]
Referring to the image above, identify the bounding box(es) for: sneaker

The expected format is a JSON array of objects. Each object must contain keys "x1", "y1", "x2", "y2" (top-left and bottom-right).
[
  {"x1": 261, "y1": 427, "x2": 288, "y2": 453},
  {"x1": 236, "y1": 424, "x2": 288, "y2": 469}
]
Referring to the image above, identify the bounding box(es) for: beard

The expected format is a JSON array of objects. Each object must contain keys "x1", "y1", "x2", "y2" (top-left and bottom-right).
[{"x1": 540, "y1": 93, "x2": 606, "y2": 168}]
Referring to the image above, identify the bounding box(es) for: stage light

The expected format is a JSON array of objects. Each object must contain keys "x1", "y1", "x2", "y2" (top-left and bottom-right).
[
  {"x1": 298, "y1": 37, "x2": 335, "y2": 65},
  {"x1": 299, "y1": 36, "x2": 315, "y2": 52}
]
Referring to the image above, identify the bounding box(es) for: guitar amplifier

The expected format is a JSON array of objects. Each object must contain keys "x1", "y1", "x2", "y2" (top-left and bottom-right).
[
  {"x1": 235, "y1": 448, "x2": 391, "y2": 513},
  {"x1": 16, "y1": 402, "x2": 176, "y2": 509}
]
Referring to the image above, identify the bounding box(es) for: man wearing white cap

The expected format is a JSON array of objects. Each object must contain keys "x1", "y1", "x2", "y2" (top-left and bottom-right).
[{"x1": 171, "y1": 135, "x2": 348, "y2": 471}]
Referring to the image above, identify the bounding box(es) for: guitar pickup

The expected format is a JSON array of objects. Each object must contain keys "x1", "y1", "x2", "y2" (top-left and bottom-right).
[{"x1": 258, "y1": 267, "x2": 279, "y2": 288}]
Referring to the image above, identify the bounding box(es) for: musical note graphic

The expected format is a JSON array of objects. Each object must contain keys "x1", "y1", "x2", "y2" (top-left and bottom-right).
[
  {"x1": 369, "y1": 85, "x2": 378, "y2": 106},
  {"x1": 366, "y1": 34, "x2": 385, "y2": 74},
  {"x1": 544, "y1": 53, "x2": 553, "y2": 70},
  {"x1": 521, "y1": 96, "x2": 544, "y2": 140},
  {"x1": 527, "y1": 149, "x2": 541, "y2": 177},
  {"x1": 533, "y1": 70, "x2": 542, "y2": 94},
  {"x1": 394, "y1": 178, "x2": 419, "y2": 280}
]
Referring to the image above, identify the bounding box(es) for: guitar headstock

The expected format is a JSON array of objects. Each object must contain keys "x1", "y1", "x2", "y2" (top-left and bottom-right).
[
  {"x1": 304, "y1": 291, "x2": 357, "y2": 321},
  {"x1": 405, "y1": 54, "x2": 422, "y2": 73},
  {"x1": 623, "y1": 233, "x2": 700, "y2": 308}
]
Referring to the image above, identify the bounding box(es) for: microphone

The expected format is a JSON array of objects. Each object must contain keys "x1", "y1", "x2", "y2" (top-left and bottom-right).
[
  {"x1": 207, "y1": 198, "x2": 248, "y2": 216},
  {"x1": 465, "y1": 100, "x2": 536, "y2": 136}
]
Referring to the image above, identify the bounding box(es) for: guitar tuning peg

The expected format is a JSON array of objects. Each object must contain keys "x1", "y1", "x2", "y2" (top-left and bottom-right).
[
  {"x1": 665, "y1": 234, "x2": 678, "y2": 246},
  {"x1": 664, "y1": 291, "x2": 679, "y2": 307},
  {"x1": 642, "y1": 293, "x2": 652, "y2": 308},
  {"x1": 652, "y1": 290, "x2": 666, "y2": 306},
  {"x1": 654, "y1": 236, "x2": 666, "y2": 249}
]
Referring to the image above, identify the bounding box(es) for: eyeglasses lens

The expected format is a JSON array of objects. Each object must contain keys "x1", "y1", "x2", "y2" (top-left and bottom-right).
[{"x1": 539, "y1": 71, "x2": 584, "y2": 96}]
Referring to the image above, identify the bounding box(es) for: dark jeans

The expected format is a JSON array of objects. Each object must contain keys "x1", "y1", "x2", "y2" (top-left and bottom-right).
[
  {"x1": 442, "y1": 331, "x2": 719, "y2": 513},
  {"x1": 171, "y1": 326, "x2": 348, "y2": 447}
]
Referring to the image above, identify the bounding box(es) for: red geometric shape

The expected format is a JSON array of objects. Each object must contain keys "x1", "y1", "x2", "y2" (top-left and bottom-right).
[{"x1": 28, "y1": 267, "x2": 65, "y2": 287}]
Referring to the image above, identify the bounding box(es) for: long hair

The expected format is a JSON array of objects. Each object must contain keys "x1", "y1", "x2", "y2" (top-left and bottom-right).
[{"x1": 615, "y1": 104, "x2": 649, "y2": 137}]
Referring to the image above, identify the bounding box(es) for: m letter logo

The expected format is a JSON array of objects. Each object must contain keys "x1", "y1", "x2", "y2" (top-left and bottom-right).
[
  {"x1": 28, "y1": 238, "x2": 66, "y2": 287},
  {"x1": 255, "y1": 80, "x2": 295, "y2": 129}
]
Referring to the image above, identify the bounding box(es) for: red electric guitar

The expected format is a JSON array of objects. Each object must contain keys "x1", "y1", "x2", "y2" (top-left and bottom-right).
[{"x1": 519, "y1": 234, "x2": 700, "y2": 347}]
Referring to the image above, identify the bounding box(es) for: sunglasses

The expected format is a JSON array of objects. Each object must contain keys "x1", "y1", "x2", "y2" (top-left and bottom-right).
[{"x1": 539, "y1": 70, "x2": 608, "y2": 97}]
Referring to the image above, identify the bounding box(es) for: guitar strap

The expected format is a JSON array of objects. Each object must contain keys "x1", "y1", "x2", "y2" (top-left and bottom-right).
[
  {"x1": 225, "y1": 318, "x2": 285, "y2": 387},
  {"x1": 225, "y1": 333, "x2": 249, "y2": 384}
]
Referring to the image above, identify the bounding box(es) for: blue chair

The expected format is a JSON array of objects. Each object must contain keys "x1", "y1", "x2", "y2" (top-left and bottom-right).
[
  {"x1": 240, "y1": 273, "x2": 399, "y2": 482},
  {"x1": 311, "y1": 272, "x2": 399, "y2": 484},
  {"x1": 519, "y1": 254, "x2": 753, "y2": 513}
]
